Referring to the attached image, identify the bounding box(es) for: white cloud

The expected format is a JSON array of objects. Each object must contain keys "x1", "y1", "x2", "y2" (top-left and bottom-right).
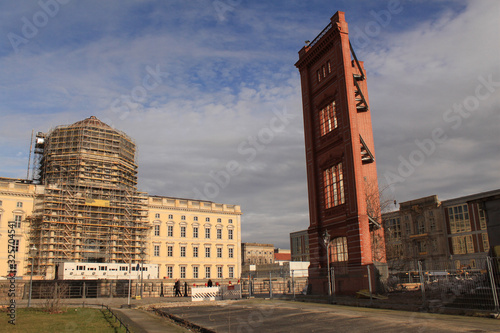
[{"x1": 0, "y1": 0, "x2": 498, "y2": 248}]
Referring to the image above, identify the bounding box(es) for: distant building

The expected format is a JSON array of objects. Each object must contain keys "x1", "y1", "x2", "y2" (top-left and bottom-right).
[
  {"x1": 382, "y1": 189, "x2": 500, "y2": 271},
  {"x1": 274, "y1": 248, "x2": 291, "y2": 263},
  {"x1": 382, "y1": 195, "x2": 448, "y2": 271},
  {"x1": 241, "y1": 243, "x2": 274, "y2": 265},
  {"x1": 442, "y1": 189, "x2": 500, "y2": 268},
  {"x1": 290, "y1": 230, "x2": 309, "y2": 262},
  {"x1": 148, "y1": 196, "x2": 241, "y2": 280}
]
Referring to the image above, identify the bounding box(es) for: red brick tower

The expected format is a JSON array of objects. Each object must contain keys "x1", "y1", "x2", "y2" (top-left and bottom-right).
[{"x1": 295, "y1": 11, "x2": 386, "y2": 295}]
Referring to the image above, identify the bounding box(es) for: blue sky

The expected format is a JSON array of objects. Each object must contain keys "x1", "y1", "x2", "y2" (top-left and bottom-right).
[{"x1": 1, "y1": 0, "x2": 499, "y2": 248}]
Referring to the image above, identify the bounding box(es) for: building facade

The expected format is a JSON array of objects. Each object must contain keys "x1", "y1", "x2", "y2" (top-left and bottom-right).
[
  {"x1": 241, "y1": 243, "x2": 274, "y2": 266},
  {"x1": 0, "y1": 117, "x2": 242, "y2": 280},
  {"x1": 382, "y1": 189, "x2": 500, "y2": 271},
  {"x1": 147, "y1": 196, "x2": 241, "y2": 281},
  {"x1": 382, "y1": 195, "x2": 448, "y2": 271},
  {"x1": 290, "y1": 229, "x2": 309, "y2": 262},
  {"x1": 28, "y1": 116, "x2": 149, "y2": 279},
  {"x1": 442, "y1": 189, "x2": 499, "y2": 268},
  {"x1": 0, "y1": 178, "x2": 37, "y2": 277},
  {"x1": 295, "y1": 11, "x2": 385, "y2": 294}
]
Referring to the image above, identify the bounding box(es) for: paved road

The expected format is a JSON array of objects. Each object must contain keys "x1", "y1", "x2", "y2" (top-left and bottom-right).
[
  {"x1": 112, "y1": 307, "x2": 191, "y2": 333},
  {"x1": 155, "y1": 299, "x2": 500, "y2": 333}
]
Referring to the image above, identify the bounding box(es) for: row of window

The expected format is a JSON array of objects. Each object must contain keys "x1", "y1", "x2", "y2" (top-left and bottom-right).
[
  {"x1": 451, "y1": 233, "x2": 489, "y2": 255},
  {"x1": 165, "y1": 265, "x2": 234, "y2": 279},
  {"x1": 246, "y1": 251, "x2": 273, "y2": 255},
  {"x1": 386, "y1": 204, "x2": 487, "y2": 239},
  {"x1": 0, "y1": 214, "x2": 23, "y2": 228},
  {"x1": 75, "y1": 265, "x2": 152, "y2": 272},
  {"x1": 244, "y1": 258, "x2": 273, "y2": 264},
  {"x1": 153, "y1": 213, "x2": 233, "y2": 224},
  {"x1": 153, "y1": 225, "x2": 234, "y2": 240},
  {"x1": 153, "y1": 245, "x2": 234, "y2": 259},
  {"x1": 0, "y1": 201, "x2": 23, "y2": 207},
  {"x1": 316, "y1": 60, "x2": 332, "y2": 83}
]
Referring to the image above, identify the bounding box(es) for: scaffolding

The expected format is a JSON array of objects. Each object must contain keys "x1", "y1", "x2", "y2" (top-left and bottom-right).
[{"x1": 29, "y1": 116, "x2": 150, "y2": 279}]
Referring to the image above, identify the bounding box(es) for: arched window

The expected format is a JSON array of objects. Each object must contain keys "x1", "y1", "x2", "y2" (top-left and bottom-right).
[{"x1": 330, "y1": 237, "x2": 348, "y2": 262}]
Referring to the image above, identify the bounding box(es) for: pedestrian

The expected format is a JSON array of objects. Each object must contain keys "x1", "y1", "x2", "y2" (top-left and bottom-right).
[
  {"x1": 184, "y1": 281, "x2": 188, "y2": 297},
  {"x1": 207, "y1": 279, "x2": 213, "y2": 287},
  {"x1": 174, "y1": 279, "x2": 182, "y2": 297}
]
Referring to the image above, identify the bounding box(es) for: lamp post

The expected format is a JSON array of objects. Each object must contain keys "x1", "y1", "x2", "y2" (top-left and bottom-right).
[
  {"x1": 127, "y1": 259, "x2": 131, "y2": 306},
  {"x1": 28, "y1": 245, "x2": 37, "y2": 308},
  {"x1": 323, "y1": 230, "x2": 332, "y2": 297},
  {"x1": 139, "y1": 248, "x2": 145, "y2": 298}
]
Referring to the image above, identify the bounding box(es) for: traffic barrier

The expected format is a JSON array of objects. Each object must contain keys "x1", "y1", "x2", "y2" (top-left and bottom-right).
[{"x1": 191, "y1": 286, "x2": 221, "y2": 301}]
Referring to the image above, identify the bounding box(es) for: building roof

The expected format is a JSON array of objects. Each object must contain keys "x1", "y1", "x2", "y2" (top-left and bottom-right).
[
  {"x1": 68, "y1": 116, "x2": 113, "y2": 130},
  {"x1": 274, "y1": 252, "x2": 291, "y2": 261},
  {"x1": 242, "y1": 242, "x2": 274, "y2": 248},
  {"x1": 441, "y1": 189, "x2": 500, "y2": 206}
]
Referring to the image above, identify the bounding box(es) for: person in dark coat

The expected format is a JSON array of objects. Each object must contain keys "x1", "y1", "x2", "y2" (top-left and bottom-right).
[
  {"x1": 207, "y1": 279, "x2": 213, "y2": 287},
  {"x1": 174, "y1": 279, "x2": 182, "y2": 297}
]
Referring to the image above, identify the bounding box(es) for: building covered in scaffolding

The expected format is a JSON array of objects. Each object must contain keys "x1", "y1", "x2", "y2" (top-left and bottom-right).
[{"x1": 29, "y1": 116, "x2": 150, "y2": 279}]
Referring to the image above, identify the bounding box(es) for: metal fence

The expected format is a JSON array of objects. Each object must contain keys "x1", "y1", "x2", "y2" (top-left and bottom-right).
[
  {"x1": 386, "y1": 257, "x2": 500, "y2": 313},
  {"x1": 3, "y1": 259, "x2": 498, "y2": 315},
  {"x1": 240, "y1": 270, "x2": 309, "y2": 298},
  {"x1": 11, "y1": 280, "x2": 193, "y2": 300}
]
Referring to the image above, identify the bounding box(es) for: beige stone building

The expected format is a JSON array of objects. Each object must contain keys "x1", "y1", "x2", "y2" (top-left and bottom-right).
[
  {"x1": 0, "y1": 177, "x2": 242, "y2": 280},
  {"x1": 0, "y1": 178, "x2": 37, "y2": 277},
  {"x1": 147, "y1": 196, "x2": 241, "y2": 281},
  {"x1": 241, "y1": 243, "x2": 274, "y2": 265}
]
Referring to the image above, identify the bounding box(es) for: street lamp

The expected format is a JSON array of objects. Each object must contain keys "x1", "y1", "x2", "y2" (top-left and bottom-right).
[
  {"x1": 28, "y1": 245, "x2": 37, "y2": 308},
  {"x1": 139, "y1": 248, "x2": 145, "y2": 298},
  {"x1": 323, "y1": 230, "x2": 332, "y2": 297},
  {"x1": 127, "y1": 258, "x2": 132, "y2": 306}
]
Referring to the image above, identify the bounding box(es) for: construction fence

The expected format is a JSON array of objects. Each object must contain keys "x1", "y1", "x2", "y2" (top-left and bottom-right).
[
  {"x1": 384, "y1": 256, "x2": 500, "y2": 313},
  {"x1": 2, "y1": 259, "x2": 498, "y2": 314},
  {"x1": 240, "y1": 269, "x2": 309, "y2": 298}
]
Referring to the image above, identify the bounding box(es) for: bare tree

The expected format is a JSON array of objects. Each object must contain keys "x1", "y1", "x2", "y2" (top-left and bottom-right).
[{"x1": 364, "y1": 179, "x2": 396, "y2": 263}]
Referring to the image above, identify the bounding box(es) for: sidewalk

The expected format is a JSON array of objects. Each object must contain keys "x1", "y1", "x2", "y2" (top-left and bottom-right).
[
  {"x1": 112, "y1": 307, "x2": 191, "y2": 333},
  {"x1": 153, "y1": 298, "x2": 500, "y2": 333},
  {"x1": 7, "y1": 296, "x2": 195, "y2": 333}
]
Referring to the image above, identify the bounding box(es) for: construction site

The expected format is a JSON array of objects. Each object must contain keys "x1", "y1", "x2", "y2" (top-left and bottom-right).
[{"x1": 29, "y1": 116, "x2": 150, "y2": 279}]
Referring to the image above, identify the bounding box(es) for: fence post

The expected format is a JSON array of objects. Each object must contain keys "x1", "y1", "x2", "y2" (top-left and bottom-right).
[
  {"x1": 248, "y1": 275, "x2": 252, "y2": 297},
  {"x1": 418, "y1": 261, "x2": 427, "y2": 309},
  {"x1": 269, "y1": 272, "x2": 273, "y2": 299},
  {"x1": 486, "y1": 256, "x2": 499, "y2": 313},
  {"x1": 331, "y1": 267, "x2": 335, "y2": 302}
]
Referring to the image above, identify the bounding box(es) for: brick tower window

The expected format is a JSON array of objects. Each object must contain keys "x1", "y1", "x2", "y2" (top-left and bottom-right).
[
  {"x1": 330, "y1": 237, "x2": 348, "y2": 262},
  {"x1": 319, "y1": 101, "x2": 337, "y2": 136},
  {"x1": 324, "y1": 162, "x2": 345, "y2": 209}
]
